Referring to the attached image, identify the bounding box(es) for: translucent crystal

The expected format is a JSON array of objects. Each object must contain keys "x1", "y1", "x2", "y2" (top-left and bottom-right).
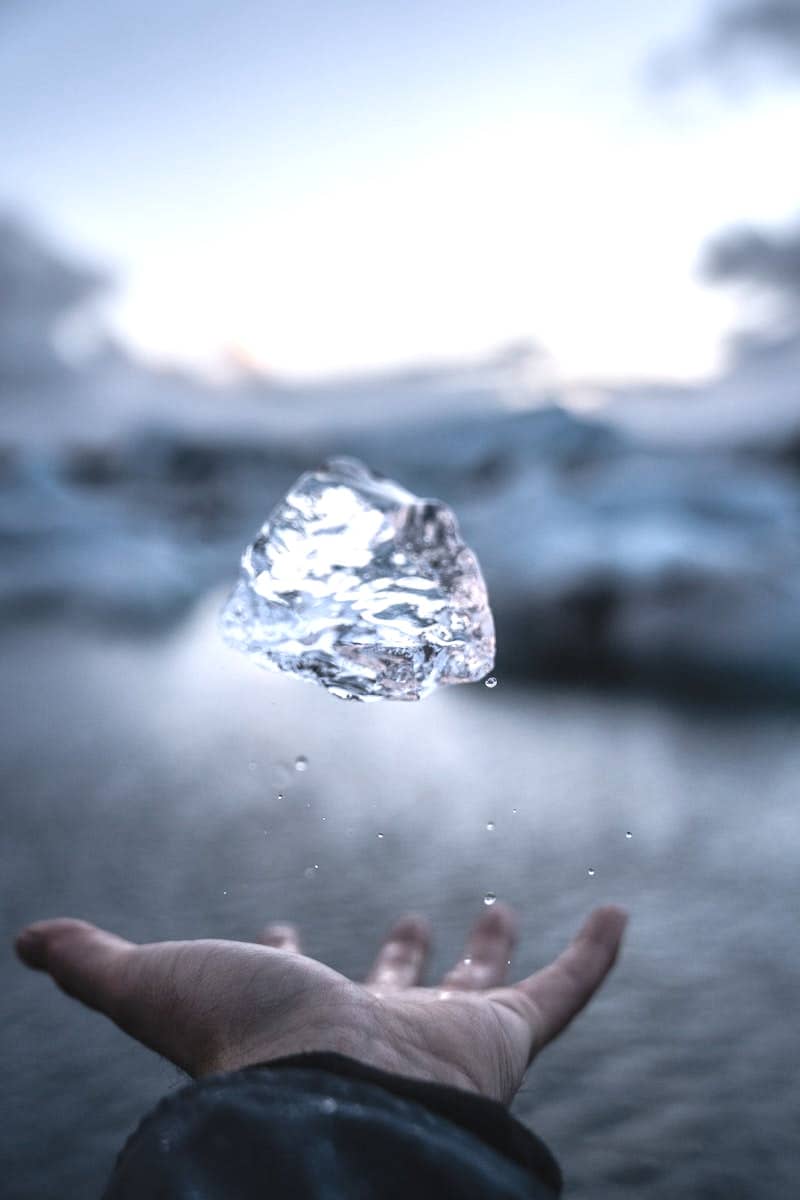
[{"x1": 220, "y1": 457, "x2": 495, "y2": 701}]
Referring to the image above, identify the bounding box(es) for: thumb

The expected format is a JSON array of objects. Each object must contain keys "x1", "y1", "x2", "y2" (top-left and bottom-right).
[
  {"x1": 514, "y1": 905, "x2": 628, "y2": 1051},
  {"x1": 16, "y1": 918, "x2": 134, "y2": 1017}
]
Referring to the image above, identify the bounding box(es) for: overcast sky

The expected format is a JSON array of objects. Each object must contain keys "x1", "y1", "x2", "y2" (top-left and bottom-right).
[{"x1": 1, "y1": 0, "x2": 798, "y2": 383}]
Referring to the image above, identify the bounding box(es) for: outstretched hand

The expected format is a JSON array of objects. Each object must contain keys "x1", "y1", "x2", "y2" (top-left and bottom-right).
[{"x1": 15, "y1": 903, "x2": 626, "y2": 1104}]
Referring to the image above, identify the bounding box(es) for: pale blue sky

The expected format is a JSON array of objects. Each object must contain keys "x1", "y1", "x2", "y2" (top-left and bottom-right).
[{"x1": 2, "y1": 0, "x2": 798, "y2": 381}]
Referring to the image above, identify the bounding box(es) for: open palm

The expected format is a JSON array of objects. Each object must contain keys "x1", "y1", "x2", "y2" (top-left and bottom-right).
[{"x1": 16, "y1": 903, "x2": 626, "y2": 1104}]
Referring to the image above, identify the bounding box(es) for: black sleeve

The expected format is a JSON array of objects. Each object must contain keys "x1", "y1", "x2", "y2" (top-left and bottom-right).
[{"x1": 102, "y1": 1052, "x2": 562, "y2": 1199}]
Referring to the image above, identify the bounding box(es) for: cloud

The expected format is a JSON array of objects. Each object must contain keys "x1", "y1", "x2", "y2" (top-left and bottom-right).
[
  {"x1": 702, "y1": 219, "x2": 800, "y2": 298},
  {"x1": 700, "y1": 217, "x2": 800, "y2": 371},
  {"x1": 705, "y1": 0, "x2": 800, "y2": 67},
  {"x1": 651, "y1": 0, "x2": 800, "y2": 87},
  {"x1": 0, "y1": 213, "x2": 108, "y2": 383}
]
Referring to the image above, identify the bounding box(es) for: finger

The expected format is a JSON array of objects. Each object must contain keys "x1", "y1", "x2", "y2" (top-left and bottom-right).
[
  {"x1": 254, "y1": 923, "x2": 302, "y2": 954},
  {"x1": 364, "y1": 915, "x2": 431, "y2": 989},
  {"x1": 441, "y1": 903, "x2": 517, "y2": 991},
  {"x1": 515, "y1": 905, "x2": 627, "y2": 1050},
  {"x1": 15, "y1": 918, "x2": 134, "y2": 1017},
  {"x1": 15, "y1": 917, "x2": 239, "y2": 1074}
]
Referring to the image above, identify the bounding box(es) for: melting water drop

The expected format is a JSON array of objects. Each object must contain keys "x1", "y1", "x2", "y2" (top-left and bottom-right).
[
  {"x1": 276, "y1": 793, "x2": 284, "y2": 801},
  {"x1": 485, "y1": 676, "x2": 498, "y2": 689},
  {"x1": 295, "y1": 755, "x2": 309, "y2": 772},
  {"x1": 486, "y1": 821, "x2": 495, "y2": 832},
  {"x1": 484, "y1": 892, "x2": 497, "y2": 906},
  {"x1": 587, "y1": 868, "x2": 595, "y2": 877},
  {"x1": 625, "y1": 831, "x2": 633, "y2": 839},
  {"x1": 377, "y1": 832, "x2": 385, "y2": 839}
]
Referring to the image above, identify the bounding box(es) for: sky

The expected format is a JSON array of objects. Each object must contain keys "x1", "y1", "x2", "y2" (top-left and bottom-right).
[{"x1": 1, "y1": 0, "x2": 798, "y2": 385}]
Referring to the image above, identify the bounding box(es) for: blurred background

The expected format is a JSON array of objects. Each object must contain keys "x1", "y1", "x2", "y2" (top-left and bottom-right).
[{"x1": 1, "y1": 2, "x2": 799, "y2": 1197}]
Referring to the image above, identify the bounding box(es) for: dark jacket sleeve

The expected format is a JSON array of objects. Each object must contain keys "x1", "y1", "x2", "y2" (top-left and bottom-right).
[{"x1": 102, "y1": 1052, "x2": 561, "y2": 1199}]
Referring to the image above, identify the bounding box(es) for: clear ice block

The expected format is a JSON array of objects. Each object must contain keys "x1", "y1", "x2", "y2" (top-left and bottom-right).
[{"x1": 220, "y1": 458, "x2": 495, "y2": 701}]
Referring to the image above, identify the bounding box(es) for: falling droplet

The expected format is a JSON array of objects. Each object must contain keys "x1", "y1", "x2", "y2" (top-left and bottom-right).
[
  {"x1": 507, "y1": 959, "x2": 512, "y2": 966},
  {"x1": 486, "y1": 821, "x2": 495, "y2": 832},
  {"x1": 485, "y1": 676, "x2": 498, "y2": 689},
  {"x1": 303, "y1": 864, "x2": 320, "y2": 879},
  {"x1": 222, "y1": 889, "x2": 228, "y2": 895},
  {"x1": 587, "y1": 868, "x2": 595, "y2": 877},
  {"x1": 463, "y1": 957, "x2": 472, "y2": 965},
  {"x1": 625, "y1": 831, "x2": 633, "y2": 839},
  {"x1": 511, "y1": 808, "x2": 518, "y2": 815},
  {"x1": 276, "y1": 792, "x2": 284, "y2": 801},
  {"x1": 377, "y1": 832, "x2": 384, "y2": 839},
  {"x1": 484, "y1": 892, "x2": 497, "y2": 906},
  {"x1": 295, "y1": 756, "x2": 308, "y2": 772}
]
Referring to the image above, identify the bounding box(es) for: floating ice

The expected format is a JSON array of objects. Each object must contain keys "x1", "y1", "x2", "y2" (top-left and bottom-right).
[{"x1": 221, "y1": 458, "x2": 495, "y2": 701}]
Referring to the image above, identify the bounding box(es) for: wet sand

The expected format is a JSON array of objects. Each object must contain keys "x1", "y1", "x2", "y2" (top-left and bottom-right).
[{"x1": 2, "y1": 595, "x2": 799, "y2": 1197}]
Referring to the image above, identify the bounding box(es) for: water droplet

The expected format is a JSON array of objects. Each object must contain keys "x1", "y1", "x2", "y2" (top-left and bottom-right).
[
  {"x1": 507, "y1": 959, "x2": 512, "y2": 966},
  {"x1": 276, "y1": 792, "x2": 284, "y2": 801},
  {"x1": 295, "y1": 755, "x2": 308, "y2": 772},
  {"x1": 463, "y1": 956, "x2": 472, "y2": 965},
  {"x1": 511, "y1": 808, "x2": 518, "y2": 815},
  {"x1": 484, "y1": 676, "x2": 498, "y2": 689},
  {"x1": 484, "y1": 892, "x2": 497, "y2": 906},
  {"x1": 222, "y1": 889, "x2": 228, "y2": 895},
  {"x1": 625, "y1": 831, "x2": 633, "y2": 839},
  {"x1": 486, "y1": 821, "x2": 495, "y2": 832},
  {"x1": 587, "y1": 868, "x2": 595, "y2": 877},
  {"x1": 303, "y1": 864, "x2": 319, "y2": 879},
  {"x1": 320, "y1": 1097, "x2": 337, "y2": 1115},
  {"x1": 376, "y1": 832, "x2": 384, "y2": 839}
]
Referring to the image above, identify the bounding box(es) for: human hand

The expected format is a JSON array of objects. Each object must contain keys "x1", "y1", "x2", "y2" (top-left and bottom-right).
[{"x1": 15, "y1": 903, "x2": 626, "y2": 1104}]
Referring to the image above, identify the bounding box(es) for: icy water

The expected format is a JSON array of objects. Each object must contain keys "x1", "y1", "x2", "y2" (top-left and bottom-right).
[{"x1": 2, "y1": 597, "x2": 799, "y2": 1198}]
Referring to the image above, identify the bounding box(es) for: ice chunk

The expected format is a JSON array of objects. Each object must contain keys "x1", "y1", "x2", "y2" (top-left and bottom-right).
[{"x1": 220, "y1": 457, "x2": 495, "y2": 701}]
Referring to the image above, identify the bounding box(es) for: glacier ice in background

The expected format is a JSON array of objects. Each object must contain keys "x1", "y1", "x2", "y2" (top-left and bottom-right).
[{"x1": 220, "y1": 458, "x2": 495, "y2": 701}]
